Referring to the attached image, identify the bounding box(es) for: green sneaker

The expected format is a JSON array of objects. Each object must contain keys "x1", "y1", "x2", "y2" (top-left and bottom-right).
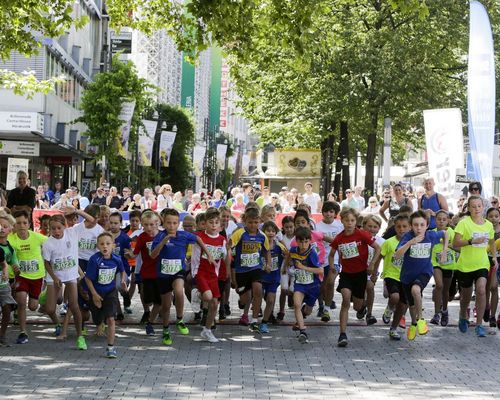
[
  {"x1": 162, "y1": 329, "x2": 173, "y2": 346},
  {"x1": 76, "y1": 335, "x2": 87, "y2": 350},
  {"x1": 176, "y1": 320, "x2": 189, "y2": 335}
]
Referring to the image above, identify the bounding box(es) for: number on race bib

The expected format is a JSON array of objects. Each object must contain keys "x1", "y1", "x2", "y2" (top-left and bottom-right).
[
  {"x1": 97, "y1": 268, "x2": 116, "y2": 285},
  {"x1": 391, "y1": 256, "x2": 403, "y2": 269},
  {"x1": 339, "y1": 242, "x2": 360, "y2": 259},
  {"x1": 240, "y1": 252, "x2": 260, "y2": 268},
  {"x1": 295, "y1": 269, "x2": 314, "y2": 284},
  {"x1": 472, "y1": 232, "x2": 489, "y2": 248},
  {"x1": 270, "y1": 256, "x2": 279, "y2": 271},
  {"x1": 19, "y1": 260, "x2": 39, "y2": 273},
  {"x1": 436, "y1": 250, "x2": 454, "y2": 265},
  {"x1": 409, "y1": 243, "x2": 431, "y2": 259},
  {"x1": 53, "y1": 257, "x2": 77, "y2": 271},
  {"x1": 161, "y1": 259, "x2": 182, "y2": 275}
]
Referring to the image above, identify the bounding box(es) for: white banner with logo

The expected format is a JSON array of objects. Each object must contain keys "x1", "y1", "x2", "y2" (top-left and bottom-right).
[
  {"x1": 137, "y1": 119, "x2": 157, "y2": 167},
  {"x1": 193, "y1": 145, "x2": 206, "y2": 177},
  {"x1": 117, "y1": 100, "x2": 136, "y2": 158},
  {"x1": 467, "y1": 1, "x2": 496, "y2": 197},
  {"x1": 227, "y1": 154, "x2": 238, "y2": 171},
  {"x1": 241, "y1": 154, "x2": 251, "y2": 176},
  {"x1": 423, "y1": 108, "x2": 464, "y2": 210},
  {"x1": 216, "y1": 144, "x2": 228, "y2": 170},
  {"x1": 159, "y1": 131, "x2": 177, "y2": 167},
  {"x1": 7, "y1": 158, "x2": 29, "y2": 190}
]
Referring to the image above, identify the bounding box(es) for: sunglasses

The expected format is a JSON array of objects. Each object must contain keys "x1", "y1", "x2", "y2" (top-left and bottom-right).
[
  {"x1": 470, "y1": 187, "x2": 480, "y2": 191},
  {"x1": 492, "y1": 201, "x2": 498, "y2": 204},
  {"x1": 345, "y1": 191, "x2": 352, "y2": 194}
]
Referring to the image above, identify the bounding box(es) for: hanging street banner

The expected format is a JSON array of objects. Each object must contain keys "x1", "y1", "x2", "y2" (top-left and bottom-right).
[
  {"x1": 7, "y1": 158, "x2": 29, "y2": 190},
  {"x1": 467, "y1": 1, "x2": 496, "y2": 197},
  {"x1": 117, "y1": 100, "x2": 136, "y2": 158},
  {"x1": 159, "y1": 131, "x2": 177, "y2": 167},
  {"x1": 241, "y1": 154, "x2": 251, "y2": 176},
  {"x1": 423, "y1": 108, "x2": 464, "y2": 211},
  {"x1": 216, "y1": 144, "x2": 228, "y2": 170},
  {"x1": 137, "y1": 119, "x2": 157, "y2": 167},
  {"x1": 193, "y1": 145, "x2": 206, "y2": 177}
]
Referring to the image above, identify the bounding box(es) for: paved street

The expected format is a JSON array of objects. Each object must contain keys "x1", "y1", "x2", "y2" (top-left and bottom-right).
[{"x1": 1, "y1": 283, "x2": 499, "y2": 400}]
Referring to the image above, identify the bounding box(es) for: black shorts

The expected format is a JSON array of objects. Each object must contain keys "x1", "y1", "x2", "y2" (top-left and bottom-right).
[
  {"x1": 433, "y1": 267, "x2": 453, "y2": 279},
  {"x1": 235, "y1": 269, "x2": 262, "y2": 295},
  {"x1": 142, "y1": 279, "x2": 162, "y2": 306},
  {"x1": 400, "y1": 274, "x2": 431, "y2": 306},
  {"x1": 337, "y1": 271, "x2": 367, "y2": 299},
  {"x1": 78, "y1": 259, "x2": 88, "y2": 272},
  {"x1": 384, "y1": 277, "x2": 402, "y2": 296},
  {"x1": 456, "y1": 269, "x2": 488, "y2": 289},
  {"x1": 89, "y1": 289, "x2": 117, "y2": 325},
  {"x1": 218, "y1": 279, "x2": 227, "y2": 298},
  {"x1": 158, "y1": 271, "x2": 186, "y2": 295}
]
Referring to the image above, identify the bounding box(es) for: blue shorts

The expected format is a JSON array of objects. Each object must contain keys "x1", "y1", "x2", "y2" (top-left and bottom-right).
[
  {"x1": 294, "y1": 283, "x2": 320, "y2": 307},
  {"x1": 262, "y1": 281, "x2": 280, "y2": 296}
]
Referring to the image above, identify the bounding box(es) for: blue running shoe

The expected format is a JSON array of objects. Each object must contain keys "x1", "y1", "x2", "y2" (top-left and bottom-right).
[
  {"x1": 475, "y1": 325, "x2": 486, "y2": 337},
  {"x1": 259, "y1": 322, "x2": 269, "y2": 333},
  {"x1": 458, "y1": 318, "x2": 468, "y2": 333},
  {"x1": 106, "y1": 346, "x2": 117, "y2": 358},
  {"x1": 145, "y1": 322, "x2": 155, "y2": 336},
  {"x1": 16, "y1": 332, "x2": 28, "y2": 344},
  {"x1": 54, "y1": 324, "x2": 62, "y2": 337}
]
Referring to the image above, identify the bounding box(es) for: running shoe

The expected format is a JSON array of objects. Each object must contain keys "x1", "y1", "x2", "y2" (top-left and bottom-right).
[
  {"x1": 269, "y1": 313, "x2": 278, "y2": 324},
  {"x1": 475, "y1": 325, "x2": 486, "y2": 337},
  {"x1": 458, "y1": 318, "x2": 469, "y2": 333},
  {"x1": 356, "y1": 305, "x2": 367, "y2": 320},
  {"x1": 59, "y1": 303, "x2": 68, "y2": 316},
  {"x1": 389, "y1": 329, "x2": 401, "y2": 341},
  {"x1": 0, "y1": 337, "x2": 10, "y2": 347},
  {"x1": 193, "y1": 311, "x2": 201, "y2": 322},
  {"x1": 298, "y1": 331, "x2": 309, "y2": 344},
  {"x1": 429, "y1": 313, "x2": 440, "y2": 325},
  {"x1": 337, "y1": 333, "x2": 348, "y2": 347},
  {"x1": 277, "y1": 312, "x2": 285, "y2": 321},
  {"x1": 417, "y1": 319, "x2": 428, "y2": 335},
  {"x1": 321, "y1": 310, "x2": 331, "y2": 322},
  {"x1": 81, "y1": 326, "x2": 88, "y2": 336},
  {"x1": 106, "y1": 346, "x2": 117, "y2": 358},
  {"x1": 201, "y1": 328, "x2": 219, "y2": 343},
  {"x1": 176, "y1": 320, "x2": 189, "y2": 335},
  {"x1": 239, "y1": 314, "x2": 249, "y2": 326},
  {"x1": 76, "y1": 335, "x2": 87, "y2": 350},
  {"x1": 249, "y1": 322, "x2": 261, "y2": 333},
  {"x1": 366, "y1": 315, "x2": 377, "y2": 326},
  {"x1": 54, "y1": 324, "x2": 62, "y2": 337},
  {"x1": 330, "y1": 300, "x2": 337, "y2": 310},
  {"x1": 224, "y1": 303, "x2": 231, "y2": 316},
  {"x1": 407, "y1": 324, "x2": 417, "y2": 341},
  {"x1": 259, "y1": 322, "x2": 269, "y2": 333},
  {"x1": 145, "y1": 322, "x2": 155, "y2": 336},
  {"x1": 219, "y1": 309, "x2": 226, "y2": 321},
  {"x1": 16, "y1": 332, "x2": 28, "y2": 344},
  {"x1": 382, "y1": 308, "x2": 392, "y2": 325},
  {"x1": 162, "y1": 329, "x2": 173, "y2": 345},
  {"x1": 440, "y1": 310, "x2": 449, "y2": 327},
  {"x1": 399, "y1": 316, "x2": 406, "y2": 329},
  {"x1": 491, "y1": 317, "x2": 498, "y2": 328},
  {"x1": 316, "y1": 305, "x2": 324, "y2": 318}
]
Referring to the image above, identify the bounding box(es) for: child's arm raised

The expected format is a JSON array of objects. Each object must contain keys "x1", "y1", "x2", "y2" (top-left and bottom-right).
[{"x1": 61, "y1": 205, "x2": 95, "y2": 223}]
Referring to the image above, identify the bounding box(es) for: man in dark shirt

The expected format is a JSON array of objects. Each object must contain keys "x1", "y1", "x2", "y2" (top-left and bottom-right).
[
  {"x1": 92, "y1": 187, "x2": 107, "y2": 205},
  {"x1": 6, "y1": 171, "x2": 36, "y2": 212}
]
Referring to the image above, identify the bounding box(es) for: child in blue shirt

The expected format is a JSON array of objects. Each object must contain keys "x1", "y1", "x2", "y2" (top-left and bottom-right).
[
  {"x1": 394, "y1": 210, "x2": 448, "y2": 341},
  {"x1": 85, "y1": 232, "x2": 126, "y2": 358},
  {"x1": 284, "y1": 226, "x2": 323, "y2": 344},
  {"x1": 150, "y1": 208, "x2": 214, "y2": 346}
]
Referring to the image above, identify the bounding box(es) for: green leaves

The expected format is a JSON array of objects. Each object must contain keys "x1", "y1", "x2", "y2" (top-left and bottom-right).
[{"x1": 0, "y1": 70, "x2": 64, "y2": 98}]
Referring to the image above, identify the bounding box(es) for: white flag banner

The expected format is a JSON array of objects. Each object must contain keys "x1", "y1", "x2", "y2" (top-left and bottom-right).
[
  {"x1": 137, "y1": 119, "x2": 157, "y2": 167},
  {"x1": 467, "y1": 1, "x2": 496, "y2": 197},
  {"x1": 6, "y1": 158, "x2": 29, "y2": 190},
  {"x1": 423, "y1": 108, "x2": 464, "y2": 211},
  {"x1": 118, "y1": 100, "x2": 136, "y2": 158},
  {"x1": 227, "y1": 154, "x2": 237, "y2": 171},
  {"x1": 193, "y1": 145, "x2": 206, "y2": 177},
  {"x1": 159, "y1": 130, "x2": 177, "y2": 167},
  {"x1": 241, "y1": 154, "x2": 250, "y2": 176},
  {"x1": 216, "y1": 144, "x2": 228, "y2": 170}
]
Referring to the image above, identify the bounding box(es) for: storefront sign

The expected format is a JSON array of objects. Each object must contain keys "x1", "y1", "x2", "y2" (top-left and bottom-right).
[
  {"x1": 45, "y1": 156, "x2": 81, "y2": 166},
  {"x1": 0, "y1": 140, "x2": 40, "y2": 156},
  {"x1": 111, "y1": 30, "x2": 132, "y2": 54},
  {"x1": 0, "y1": 112, "x2": 44, "y2": 134},
  {"x1": 6, "y1": 158, "x2": 29, "y2": 190}
]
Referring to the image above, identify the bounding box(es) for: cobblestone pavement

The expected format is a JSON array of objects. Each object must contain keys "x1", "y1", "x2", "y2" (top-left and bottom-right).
[{"x1": 1, "y1": 281, "x2": 499, "y2": 399}]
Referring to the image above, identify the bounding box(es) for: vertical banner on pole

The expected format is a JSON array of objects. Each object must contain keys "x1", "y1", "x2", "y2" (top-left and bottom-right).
[
  {"x1": 424, "y1": 108, "x2": 464, "y2": 211},
  {"x1": 159, "y1": 131, "x2": 177, "y2": 167},
  {"x1": 467, "y1": 1, "x2": 496, "y2": 197},
  {"x1": 193, "y1": 145, "x2": 206, "y2": 177},
  {"x1": 382, "y1": 118, "x2": 392, "y2": 186},
  {"x1": 117, "y1": 100, "x2": 136, "y2": 158},
  {"x1": 137, "y1": 120, "x2": 157, "y2": 167},
  {"x1": 216, "y1": 144, "x2": 228, "y2": 170}
]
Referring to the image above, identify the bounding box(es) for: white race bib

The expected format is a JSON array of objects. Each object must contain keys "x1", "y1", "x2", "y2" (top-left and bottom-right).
[
  {"x1": 436, "y1": 250, "x2": 454, "y2": 266},
  {"x1": 19, "y1": 259, "x2": 39, "y2": 273},
  {"x1": 53, "y1": 256, "x2": 77, "y2": 271},
  {"x1": 270, "y1": 256, "x2": 279, "y2": 271},
  {"x1": 472, "y1": 232, "x2": 489, "y2": 248},
  {"x1": 98, "y1": 267, "x2": 116, "y2": 285},
  {"x1": 160, "y1": 259, "x2": 182, "y2": 275},
  {"x1": 295, "y1": 269, "x2": 314, "y2": 284},
  {"x1": 409, "y1": 243, "x2": 431, "y2": 259},
  {"x1": 240, "y1": 252, "x2": 260, "y2": 268},
  {"x1": 339, "y1": 242, "x2": 360, "y2": 259},
  {"x1": 391, "y1": 256, "x2": 403, "y2": 269}
]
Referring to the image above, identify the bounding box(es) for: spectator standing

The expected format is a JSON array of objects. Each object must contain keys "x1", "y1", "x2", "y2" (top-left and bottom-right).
[
  {"x1": 50, "y1": 181, "x2": 64, "y2": 206},
  {"x1": 353, "y1": 186, "x2": 365, "y2": 211},
  {"x1": 92, "y1": 187, "x2": 107, "y2": 205},
  {"x1": 6, "y1": 171, "x2": 36, "y2": 213},
  {"x1": 106, "y1": 186, "x2": 122, "y2": 209},
  {"x1": 303, "y1": 182, "x2": 322, "y2": 214},
  {"x1": 340, "y1": 189, "x2": 359, "y2": 210},
  {"x1": 183, "y1": 189, "x2": 194, "y2": 211},
  {"x1": 120, "y1": 187, "x2": 133, "y2": 210},
  {"x1": 418, "y1": 177, "x2": 448, "y2": 229},
  {"x1": 156, "y1": 184, "x2": 173, "y2": 212}
]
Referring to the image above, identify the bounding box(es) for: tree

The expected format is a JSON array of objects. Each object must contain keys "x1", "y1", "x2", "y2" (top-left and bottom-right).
[{"x1": 78, "y1": 56, "x2": 156, "y2": 185}]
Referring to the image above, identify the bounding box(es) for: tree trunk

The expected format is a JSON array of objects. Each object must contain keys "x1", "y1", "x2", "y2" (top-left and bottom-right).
[
  {"x1": 340, "y1": 121, "x2": 350, "y2": 191},
  {"x1": 364, "y1": 113, "x2": 378, "y2": 198}
]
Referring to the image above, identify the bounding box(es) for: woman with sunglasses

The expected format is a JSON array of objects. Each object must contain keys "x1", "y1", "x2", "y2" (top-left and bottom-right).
[
  {"x1": 463, "y1": 182, "x2": 492, "y2": 215},
  {"x1": 379, "y1": 184, "x2": 413, "y2": 225}
]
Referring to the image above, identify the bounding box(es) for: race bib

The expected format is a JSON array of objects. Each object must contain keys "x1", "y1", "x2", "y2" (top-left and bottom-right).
[
  {"x1": 79, "y1": 238, "x2": 97, "y2": 251},
  {"x1": 409, "y1": 243, "x2": 431, "y2": 258},
  {"x1": 295, "y1": 269, "x2": 314, "y2": 284},
  {"x1": 97, "y1": 267, "x2": 116, "y2": 285},
  {"x1": 367, "y1": 248, "x2": 374, "y2": 264},
  {"x1": 204, "y1": 245, "x2": 225, "y2": 261},
  {"x1": 19, "y1": 259, "x2": 39, "y2": 273},
  {"x1": 240, "y1": 252, "x2": 260, "y2": 268},
  {"x1": 53, "y1": 256, "x2": 77, "y2": 271},
  {"x1": 161, "y1": 259, "x2": 182, "y2": 275},
  {"x1": 436, "y1": 250, "x2": 454, "y2": 266},
  {"x1": 339, "y1": 242, "x2": 359, "y2": 259},
  {"x1": 472, "y1": 232, "x2": 489, "y2": 248},
  {"x1": 270, "y1": 256, "x2": 279, "y2": 271},
  {"x1": 391, "y1": 256, "x2": 403, "y2": 269}
]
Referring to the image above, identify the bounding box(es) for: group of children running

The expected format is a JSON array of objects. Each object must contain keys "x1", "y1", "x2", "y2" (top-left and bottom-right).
[{"x1": 0, "y1": 194, "x2": 498, "y2": 357}]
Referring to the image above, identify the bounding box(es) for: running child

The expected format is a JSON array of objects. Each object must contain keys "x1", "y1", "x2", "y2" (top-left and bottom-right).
[
  {"x1": 191, "y1": 208, "x2": 230, "y2": 342},
  {"x1": 73, "y1": 204, "x2": 104, "y2": 272},
  {"x1": 9, "y1": 210, "x2": 48, "y2": 344},
  {"x1": 123, "y1": 210, "x2": 142, "y2": 320},
  {"x1": 315, "y1": 201, "x2": 343, "y2": 322},
  {"x1": 329, "y1": 208, "x2": 381, "y2": 347},
  {"x1": 217, "y1": 206, "x2": 234, "y2": 321},
  {"x1": 485, "y1": 207, "x2": 500, "y2": 329},
  {"x1": 0, "y1": 214, "x2": 17, "y2": 345},
  {"x1": 85, "y1": 232, "x2": 127, "y2": 358},
  {"x1": 430, "y1": 210, "x2": 456, "y2": 326},
  {"x1": 394, "y1": 210, "x2": 448, "y2": 341},
  {"x1": 277, "y1": 216, "x2": 295, "y2": 321},
  {"x1": 453, "y1": 196, "x2": 496, "y2": 337},
  {"x1": 150, "y1": 208, "x2": 215, "y2": 345},
  {"x1": 286, "y1": 226, "x2": 323, "y2": 343},
  {"x1": 230, "y1": 207, "x2": 271, "y2": 332}
]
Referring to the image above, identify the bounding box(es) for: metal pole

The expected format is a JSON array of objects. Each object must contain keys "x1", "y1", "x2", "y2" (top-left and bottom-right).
[{"x1": 383, "y1": 117, "x2": 392, "y2": 186}]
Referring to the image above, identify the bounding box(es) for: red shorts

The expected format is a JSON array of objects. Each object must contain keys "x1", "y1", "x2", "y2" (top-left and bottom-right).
[
  {"x1": 15, "y1": 276, "x2": 44, "y2": 299},
  {"x1": 196, "y1": 270, "x2": 221, "y2": 299}
]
